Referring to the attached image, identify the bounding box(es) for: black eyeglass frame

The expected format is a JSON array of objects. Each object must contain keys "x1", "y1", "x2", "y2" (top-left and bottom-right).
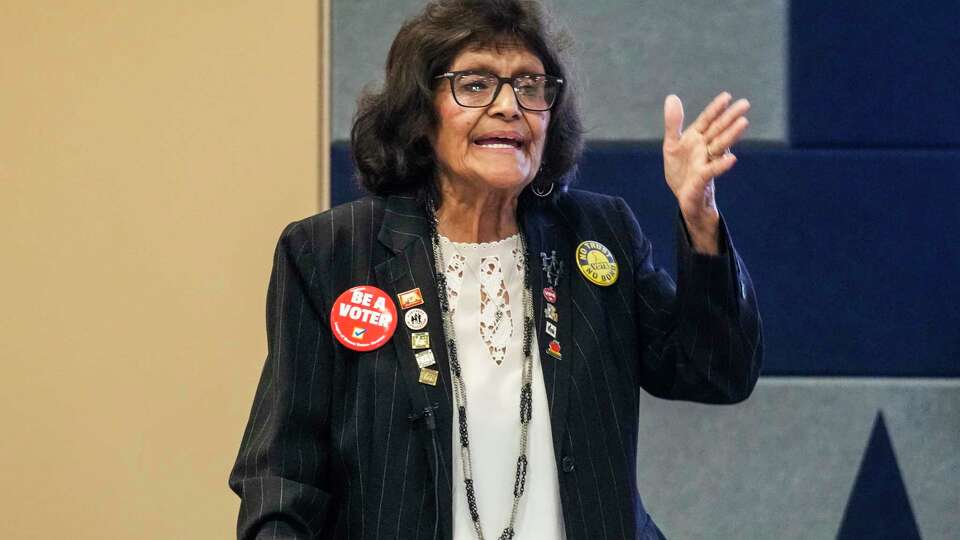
[{"x1": 434, "y1": 70, "x2": 564, "y2": 112}]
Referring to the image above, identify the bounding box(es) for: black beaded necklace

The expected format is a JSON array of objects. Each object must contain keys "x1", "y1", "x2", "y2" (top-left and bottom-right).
[{"x1": 426, "y1": 197, "x2": 534, "y2": 540}]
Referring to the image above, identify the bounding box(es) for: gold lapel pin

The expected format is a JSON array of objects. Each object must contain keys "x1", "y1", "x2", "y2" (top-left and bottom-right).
[{"x1": 418, "y1": 367, "x2": 439, "y2": 386}]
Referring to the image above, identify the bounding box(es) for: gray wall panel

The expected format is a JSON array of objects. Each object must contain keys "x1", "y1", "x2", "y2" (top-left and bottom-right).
[
  {"x1": 636, "y1": 378, "x2": 960, "y2": 539},
  {"x1": 332, "y1": 0, "x2": 786, "y2": 142}
]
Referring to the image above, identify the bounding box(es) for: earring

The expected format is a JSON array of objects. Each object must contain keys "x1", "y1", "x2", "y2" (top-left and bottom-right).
[
  {"x1": 532, "y1": 162, "x2": 553, "y2": 197},
  {"x1": 532, "y1": 181, "x2": 554, "y2": 198}
]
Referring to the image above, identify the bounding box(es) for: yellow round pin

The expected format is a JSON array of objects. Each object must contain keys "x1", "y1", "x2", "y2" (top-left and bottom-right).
[{"x1": 576, "y1": 240, "x2": 619, "y2": 286}]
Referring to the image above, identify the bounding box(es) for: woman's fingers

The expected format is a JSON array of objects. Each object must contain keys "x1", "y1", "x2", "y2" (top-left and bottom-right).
[
  {"x1": 663, "y1": 94, "x2": 685, "y2": 143},
  {"x1": 663, "y1": 91, "x2": 750, "y2": 187},
  {"x1": 707, "y1": 116, "x2": 750, "y2": 157},
  {"x1": 703, "y1": 152, "x2": 737, "y2": 180},
  {"x1": 703, "y1": 98, "x2": 751, "y2": 142},
  {"x1": 690, "y1": 92, "x2": 732, "y2": 135}
]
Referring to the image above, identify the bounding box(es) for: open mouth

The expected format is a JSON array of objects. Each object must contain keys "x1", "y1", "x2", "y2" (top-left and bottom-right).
[{"x1": 474, "y1": 137, "x2": 523, "y2": 149}]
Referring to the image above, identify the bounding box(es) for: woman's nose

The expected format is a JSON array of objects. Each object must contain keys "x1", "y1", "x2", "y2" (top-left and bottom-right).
[{"x1": 487, "y1": 81, "x2": 522, "y2": 119}]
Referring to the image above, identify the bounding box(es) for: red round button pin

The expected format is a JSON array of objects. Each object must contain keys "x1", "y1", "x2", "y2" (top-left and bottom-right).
[{"x1": 330, "y1": 285, "x2": 398, "y2": 352}]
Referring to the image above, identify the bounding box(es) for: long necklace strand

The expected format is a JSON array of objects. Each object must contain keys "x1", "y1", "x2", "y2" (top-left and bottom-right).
[{"x1": 427, "y1": 198, "x2": 534, "y2": 540}]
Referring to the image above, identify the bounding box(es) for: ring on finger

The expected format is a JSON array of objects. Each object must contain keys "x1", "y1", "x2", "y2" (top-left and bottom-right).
[{"x1": 706, "y1": 145, "x2": 730, "y2": 160}]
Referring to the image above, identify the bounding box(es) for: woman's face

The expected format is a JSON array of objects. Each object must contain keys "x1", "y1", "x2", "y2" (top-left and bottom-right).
[{"x1": 431, "y1": 44, "x2": 551, "y2": 195}]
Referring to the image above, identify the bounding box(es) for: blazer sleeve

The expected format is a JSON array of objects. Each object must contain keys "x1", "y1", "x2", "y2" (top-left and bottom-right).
[
  {"x1": 228, "y1": 220, "x2": 334, "y2": 539},
  {"x1": 614, "y1": 197, "x2": 763, "y2": 403}
]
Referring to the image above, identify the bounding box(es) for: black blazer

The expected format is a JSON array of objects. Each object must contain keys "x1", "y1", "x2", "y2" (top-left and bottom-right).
[{"x1": 229, "y1": 189, "x2": 763, "y2": 539}]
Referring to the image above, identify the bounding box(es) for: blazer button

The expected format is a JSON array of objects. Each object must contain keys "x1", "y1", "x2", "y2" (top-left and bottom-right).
[{"x1": 561, "y1": 456, "x2": 575, "y2": 473}]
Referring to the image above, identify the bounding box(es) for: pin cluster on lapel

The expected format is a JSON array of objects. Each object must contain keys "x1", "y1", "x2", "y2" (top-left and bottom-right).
[
  {"x1": 397, "y1": 288, "x2": 438, "y2": 385},
  {"x1": 541, "y1": 251, "x2": 563, "y2": 359}
]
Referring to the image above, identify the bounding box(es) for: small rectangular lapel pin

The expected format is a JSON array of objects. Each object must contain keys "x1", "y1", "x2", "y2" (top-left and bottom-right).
[
  {"x1": 418, "y1": 367, "x2": 439, "y2": 386},
  {"x1": 545, "y1": 321, "x2": 558, "y2": 338},
  {"x1": 415, "y1": 349, "x2": 436, "y2": 368},
  {"x1": 411, "y1": 331, "x2": 430, "y2": 350},
  {"x1": 398, "y1": 288, "x2": 424, "y2": 310}
]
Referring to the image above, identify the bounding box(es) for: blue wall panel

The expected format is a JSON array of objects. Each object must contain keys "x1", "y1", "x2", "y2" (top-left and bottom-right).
[{"x1": 790, "y1": 0, "x2": 960, "y2": 147}]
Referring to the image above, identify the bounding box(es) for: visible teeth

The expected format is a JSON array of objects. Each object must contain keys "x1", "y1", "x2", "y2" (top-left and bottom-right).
[{"x1": 477, "y1": 143, "x2": 516, "y2": 149}]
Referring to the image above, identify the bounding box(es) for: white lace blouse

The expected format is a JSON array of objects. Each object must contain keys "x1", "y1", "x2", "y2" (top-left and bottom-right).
[{"x1": 439, "y1": 234, "x2": 566, "y2": 540}]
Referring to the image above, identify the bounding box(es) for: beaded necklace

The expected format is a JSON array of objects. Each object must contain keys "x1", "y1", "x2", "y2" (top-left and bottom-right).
[{"x1": 427, "y1": 197, "x2": 534, "y2": 540}]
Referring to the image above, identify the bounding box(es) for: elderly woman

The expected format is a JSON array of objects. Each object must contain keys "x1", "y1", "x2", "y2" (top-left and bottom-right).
[{"x1": 229, "y1": 0, "x2": 762, "y2": 538}]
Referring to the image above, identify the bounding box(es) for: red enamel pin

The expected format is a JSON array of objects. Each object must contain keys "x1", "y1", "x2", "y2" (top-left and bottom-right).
[
  {"x1": 546, "y1": 339, "x2": 562, "y2": 359},
  {"x1": 543, "y1": 287, "x2": 557, "y2": 303},
  {"x1": 330, "y1": 285, "x2": 398, "y2": 352}
]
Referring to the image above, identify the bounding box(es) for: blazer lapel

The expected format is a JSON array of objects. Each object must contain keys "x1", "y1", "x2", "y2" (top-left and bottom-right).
[
  {"x1": 373, "y1": 195, "x2": 454, "y2": 535},
  {"x1": 521, "y1": 199, "x2": 575, "y2": 462}
]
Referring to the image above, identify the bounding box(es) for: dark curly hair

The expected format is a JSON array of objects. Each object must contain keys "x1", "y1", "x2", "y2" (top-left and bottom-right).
[{"x1": 350, "y1": 0, "x2": 583, "y2": 200}]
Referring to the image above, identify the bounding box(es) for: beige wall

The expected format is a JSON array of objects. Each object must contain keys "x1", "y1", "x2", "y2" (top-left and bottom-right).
[{"x1": 0, "y1": 2, "x2": 325, "y2": 538}]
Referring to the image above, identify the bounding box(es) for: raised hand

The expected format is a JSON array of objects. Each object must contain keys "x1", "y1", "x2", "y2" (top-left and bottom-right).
[{"x1": 662, "y1": 92, "x2": 750, "y2": 254}]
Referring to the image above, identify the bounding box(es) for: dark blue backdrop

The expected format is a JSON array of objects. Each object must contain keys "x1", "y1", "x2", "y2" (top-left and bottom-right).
[{"x1": 790, "y1": 0, "x2": 960, "y2": 147}]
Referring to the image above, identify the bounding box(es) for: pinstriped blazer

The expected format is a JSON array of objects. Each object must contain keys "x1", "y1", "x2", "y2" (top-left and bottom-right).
[{"x1": 228, "y1": 189, "x2": 763, "y2": 539}]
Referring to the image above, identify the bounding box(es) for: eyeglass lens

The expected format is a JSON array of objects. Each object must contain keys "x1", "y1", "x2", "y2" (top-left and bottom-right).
[{"x1": 453, "y1": 73, "x2": 558, "y2": 110}]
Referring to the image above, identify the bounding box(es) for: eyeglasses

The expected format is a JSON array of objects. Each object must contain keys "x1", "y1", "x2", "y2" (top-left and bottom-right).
[{"x1": 434, "y1": 70, "x2": 564, "y2": 112}]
